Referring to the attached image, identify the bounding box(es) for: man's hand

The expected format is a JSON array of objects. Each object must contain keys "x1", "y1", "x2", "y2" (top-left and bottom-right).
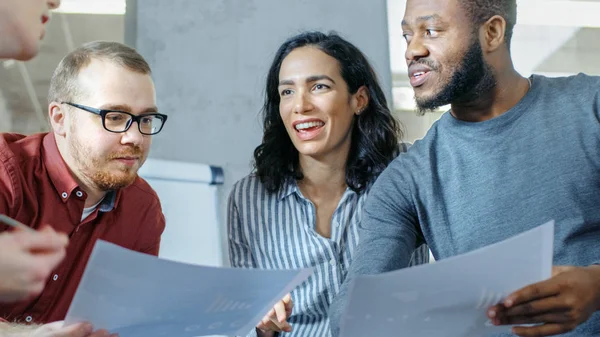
[
  {"x1": 256, "y1": 294, "x2": 294, "y2": 336},
  {"x1": 30, "y1": 321, "x2": 116, "y2": 337},
  {"x1": 0, "y1": 226, "x2": 69, "y2": 302},
  {"x1": 487, "y1": 265, "x2": 600, "y2": 337}
]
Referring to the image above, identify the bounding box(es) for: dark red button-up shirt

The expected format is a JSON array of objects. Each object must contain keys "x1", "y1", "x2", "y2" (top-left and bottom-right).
[{"x1": 0, "y1": 132, "x2": 165, "y2": 324}]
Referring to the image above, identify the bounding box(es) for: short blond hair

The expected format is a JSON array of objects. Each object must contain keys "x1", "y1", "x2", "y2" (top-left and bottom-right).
[{"x1": 48, "y1": 41, "x2": 151, "y2": 104}]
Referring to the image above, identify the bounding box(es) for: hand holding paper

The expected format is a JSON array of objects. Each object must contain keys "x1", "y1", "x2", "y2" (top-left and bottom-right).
[
  {"x1": 256, "y1": 293, "x2": 294, "y2": 335},
  {"x1": 489, "y1": 265, "x2": 600, "y2": 336}
]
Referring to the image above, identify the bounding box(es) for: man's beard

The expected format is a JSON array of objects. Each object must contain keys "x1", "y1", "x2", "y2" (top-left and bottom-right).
[
  {"x1": 69, "y1": 134, "x2": 143, "y2": 191},
  {"x1": 415, "y1": 39, "x2": 497, "y2": 114}
]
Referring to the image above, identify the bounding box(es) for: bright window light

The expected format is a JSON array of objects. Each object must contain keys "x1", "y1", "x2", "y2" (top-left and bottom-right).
[
  {"x1": 54, "y1": 0, "x2": 126, "y2": 15},
  {"x1": 518, "y1": 1, "x2": 600, "y2": 28}
]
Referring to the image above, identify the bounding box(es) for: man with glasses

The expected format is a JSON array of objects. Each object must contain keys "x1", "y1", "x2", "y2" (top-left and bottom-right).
[{"x1": 0, "y1": 41, "x2": 167, "y2": 334}]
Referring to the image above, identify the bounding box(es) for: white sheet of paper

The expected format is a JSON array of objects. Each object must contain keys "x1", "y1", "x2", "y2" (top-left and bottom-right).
[
  {"x1": 64, "y1": 240, "x2": 313, "y2": 337},
  {"x1": 340, "y1": 220, "x2": 554, "y2": 337}
]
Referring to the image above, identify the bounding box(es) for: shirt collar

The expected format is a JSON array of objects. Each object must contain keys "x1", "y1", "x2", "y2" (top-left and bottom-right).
[
  {"x1": 278, "y1": 178, "x2": 299, "y2": 200},
  {"x1": 277, "y1": 177, "x2": 358, "y2": 201},
  {"x1": 42, "y1": 132, "x2": 120, "y2": 211},
  {"x1": 98, "y1": 190, "x2": 118, "y2": 212}
]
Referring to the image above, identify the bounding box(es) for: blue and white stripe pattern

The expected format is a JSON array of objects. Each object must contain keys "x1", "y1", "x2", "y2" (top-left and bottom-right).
[{"x1": 228, "y1": 174, "x2": 429, "y2": 337}]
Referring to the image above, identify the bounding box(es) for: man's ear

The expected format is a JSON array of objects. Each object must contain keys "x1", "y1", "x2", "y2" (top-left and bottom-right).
[
  {"x1": 480, "y1": 15, "x2": 507, "y2": 53},
  {"x1": 49, "y1": 102, "x2": 67, "y2": 136}
]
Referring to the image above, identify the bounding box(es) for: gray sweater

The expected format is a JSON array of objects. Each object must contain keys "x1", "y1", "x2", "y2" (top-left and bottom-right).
[{"x1": 329, "y1": 74, "x2": 600, "y2": 337}]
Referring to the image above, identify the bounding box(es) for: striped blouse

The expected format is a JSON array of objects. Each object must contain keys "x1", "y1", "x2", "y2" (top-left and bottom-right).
[{"x1": 228, "y1": 175, "x2": 429, "y2": 337}]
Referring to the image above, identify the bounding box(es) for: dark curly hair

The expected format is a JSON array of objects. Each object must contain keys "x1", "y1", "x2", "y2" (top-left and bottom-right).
[
  {"x1": 254, "y1": 31, "x2": 402, "y2": 194},
  {"x1": 460, "y1": 0, "x2": 517, "y2": 48}
]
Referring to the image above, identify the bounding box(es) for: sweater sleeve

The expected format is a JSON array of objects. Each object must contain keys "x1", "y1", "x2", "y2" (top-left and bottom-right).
[{"x1": 329, "y1": 162, "x2": 423, "y2": 336}]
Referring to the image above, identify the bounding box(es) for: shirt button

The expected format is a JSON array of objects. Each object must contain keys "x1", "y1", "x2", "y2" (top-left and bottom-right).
[
  {"x1": 330, "y1": 259, "x2": 336, "y2": 267},
  {"x1": 335, "y1": 221, "x2": 341, "y2": 227},
  {"x1": 61, "y1": 192, "x2": 68, "y2": 199},
  {"x1": 25, "y1": 316, "x2": 32, "y2": 322},
  {"x1": 76, "y1": 191, "x2": 83, "y2": 198},
  {"x1": 53, "y1": 274, "x2": 59, "y2": 281}
]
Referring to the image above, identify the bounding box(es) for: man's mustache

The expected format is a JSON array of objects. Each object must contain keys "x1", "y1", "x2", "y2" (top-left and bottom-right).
[
  {"x1": 409, "y1": 59, "x2": 439, "y2": 71},
  {"x1": 107, "y1": 147, "x2": 144, "y2": 160}
]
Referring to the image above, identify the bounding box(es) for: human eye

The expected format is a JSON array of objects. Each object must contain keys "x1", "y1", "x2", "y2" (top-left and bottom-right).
[
  {"x1": 105, "y1": 112, "x2": 127, "y2": 122},
  {"x1": 140, "y1": 116, "x2": 155, "y2": 125},
  {"x1": 402, "y1": 32, "x2": 412, "y2": 43},
  {"x1": 280, "y1": 88, "x2": 293, "y2": 96},
  {"x1": 425, "y1": 29, "x2": 439, "y2": 38},
  {"x1": 313, "y1": 83, "x2": 330, "y2": 91}
]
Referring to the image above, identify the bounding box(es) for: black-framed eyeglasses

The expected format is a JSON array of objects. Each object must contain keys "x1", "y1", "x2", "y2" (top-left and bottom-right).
[{"x1": 62, "y1": 102, "x2": 168, "y2": 135}]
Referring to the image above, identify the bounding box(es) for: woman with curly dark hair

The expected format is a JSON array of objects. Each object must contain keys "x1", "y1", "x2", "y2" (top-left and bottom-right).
[{"x1": 228, "y1": 31, "x2": 429, "y2": 337}]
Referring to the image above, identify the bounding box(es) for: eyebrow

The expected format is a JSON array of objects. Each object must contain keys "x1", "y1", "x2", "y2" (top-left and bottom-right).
[
  {"x1": 99, "y1": 104, "x2": 159, "y2": 113},
  {"x1": 401, "y1": 14, "x2": 443, "y2": 26},
  {"x1": 278, "y1": 75, "x2": 336, "y2": 86}
]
